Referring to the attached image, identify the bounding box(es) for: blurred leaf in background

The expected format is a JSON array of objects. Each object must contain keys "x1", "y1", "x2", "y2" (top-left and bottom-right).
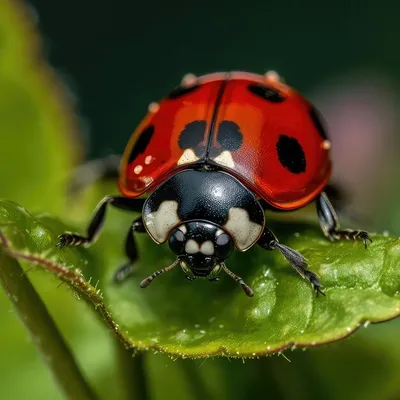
[
  {"x1": 0, "y1": 1, "x2": 122, "y2": 398},
  {"x1": 0, "y1": 0, "x2": 80, "y2": 215}
]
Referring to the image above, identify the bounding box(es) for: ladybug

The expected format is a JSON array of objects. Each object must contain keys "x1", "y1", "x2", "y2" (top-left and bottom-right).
[{"x1": 57, "y1": 71, "x2": 371, "y2": 297}]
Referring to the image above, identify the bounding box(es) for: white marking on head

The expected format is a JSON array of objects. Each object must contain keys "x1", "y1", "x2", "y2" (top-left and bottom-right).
[
  {"x1": 179, "y1": 224, "x2": 187, "y2": 234},
  {"x1": 144, "y1": 200, "x2": 180, "y2": 243},
  {"x1": 144, "y1": 155, "x2": 153, "y2": 165},
  {"x1": 177, "y1": 148, "x2": 200, "y2": 165},
  {"x1": 223, "y1": 207, "x2": 263, "y2": 251},
  {"x1": 134, "y1": 165, "x2": 143, "y2": 174},
  {"x1": 212, "y1": 150, "x2": 235, "y2": 168},
  {"x1": 322, "y1": 140, "x2": 331, "y2": 150},
  {"x1": 200, "y1": 241, "x2": 214, "y2": 255},
  {"x1": 181, "y1": 73, "x2": 197, "y2": 87},
  {"x1": 185, "y1": 239, "x2": 200, "y2": 254},
  {"x1": 148, "y1": 102, "x2": 160, "y2": 113}
]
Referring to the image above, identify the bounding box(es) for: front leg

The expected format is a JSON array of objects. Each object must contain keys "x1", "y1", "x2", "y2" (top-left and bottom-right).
[
  {"x1": 56, "y1": 196, "x2": 145, "y2": 248},
  {"x1": 316, "y1": 192, "x2": 372, "y2": 249},
  {"x1": 258, "y1": 227, "x2": 324, "y2": 296},
  {"x1": 113, "y1": 216, "x2": 147, "y2": 283}
]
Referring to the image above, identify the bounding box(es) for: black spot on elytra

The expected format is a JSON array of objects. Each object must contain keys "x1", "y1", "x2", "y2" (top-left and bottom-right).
[
  {"x1": 248, "y1": 84, "x2": 285, "y2": 103},
  {"x1": 276, "y1": 135, "x2": 306, "y2": 174},
  {"x1": 167, "y1": 84, "x2": 200, "y2": 99},
  {"x1": 309, "y1": 106, "x2": 329, "y2": 140},
  {"x1": 178, "y1": 120, "x2": 207, "y2": 150},
  {"x1": 128, "y1": 125, "x2": 155, "y2": 163},
  {"x1": 216, "y1": 121, "x2": 243, "y2": 151}
]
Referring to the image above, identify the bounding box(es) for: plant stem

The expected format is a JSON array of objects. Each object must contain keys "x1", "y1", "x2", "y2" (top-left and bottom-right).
[
  {"x1": 0, "y1": 253, "x2": 97, "y2": 400},
  {"x1": 117, "y1": 343, "x2": 149, "y2": 400}
]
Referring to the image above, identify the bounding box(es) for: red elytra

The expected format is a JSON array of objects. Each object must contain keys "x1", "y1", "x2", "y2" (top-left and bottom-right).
[{"x1": 118, "y1": 71, "x2": 332, "y2": 210}]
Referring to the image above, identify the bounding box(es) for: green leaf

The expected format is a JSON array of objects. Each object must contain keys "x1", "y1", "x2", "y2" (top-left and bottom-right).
[
  {"x1": 147, "y1": 320, "x2": 400, "y2": 400},
  {"x1": 1, "y1": 199, "x2": 399, "y2": 358}
]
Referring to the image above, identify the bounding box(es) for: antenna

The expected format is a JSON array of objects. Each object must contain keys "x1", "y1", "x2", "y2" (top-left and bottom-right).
[
  {"x1": 140, "y1": 259, "x2": 179, "y2": 288},
  {"x1": 221, "y1": 263, "x2": 254, "y2": 297}
]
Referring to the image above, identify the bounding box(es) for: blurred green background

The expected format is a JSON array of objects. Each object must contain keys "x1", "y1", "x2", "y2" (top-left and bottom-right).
[{"x1": 0, "y1": 0, "x2": 400, "y2": 399}]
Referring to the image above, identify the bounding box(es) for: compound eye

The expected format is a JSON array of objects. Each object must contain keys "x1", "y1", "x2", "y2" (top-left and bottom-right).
[
  {"x1": 215, "y1": 233, "x2": 234, "y2": 260},
  {"x1": 216, "y1": 233, "x2": 230, "y2": 247},
  {"x1": 168, "y1": 229, "x2": 186, "y2": 255}
]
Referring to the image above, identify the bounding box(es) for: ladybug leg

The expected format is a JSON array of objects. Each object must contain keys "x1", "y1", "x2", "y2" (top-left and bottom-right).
[
  {"x1": 113, "y1": 216, "x2": 147, "y2": 283},
  {"x1": 324, "y1": 182, "x2": 346, "y2": 210},
  {"x1": 67, "y1": 154, "x2": 120, "y2": 197},
  {"x1": 258, "y1": 227, "x2": 325, "y2": 296},
  {"x1": 324, "y1": 182, "x2": 367, "y2": 225},
  {"x1": 56, "y1": 196, "x2": 144, "y2": 248},
  {"x1": 316, "y1": 192, "x2": 372, "y2": 249}
]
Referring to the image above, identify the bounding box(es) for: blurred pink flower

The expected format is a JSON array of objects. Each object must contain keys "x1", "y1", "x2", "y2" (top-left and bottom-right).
[{"x1": 310, "y1": 71, "x2": 400, "y2": 214}]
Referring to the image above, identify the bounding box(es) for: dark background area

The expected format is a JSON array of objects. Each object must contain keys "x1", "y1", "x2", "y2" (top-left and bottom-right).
[{"x1": 28, "y1": 1, "x2": 400, "y2": 155}]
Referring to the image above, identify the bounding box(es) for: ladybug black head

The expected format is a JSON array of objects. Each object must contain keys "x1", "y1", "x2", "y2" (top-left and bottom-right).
[
  {"x1": 140, "y1": 219, "x2": 253, "y2": 296},
  {"x1": 168, "y1": 221, "x2": 234, "y2": 279}
]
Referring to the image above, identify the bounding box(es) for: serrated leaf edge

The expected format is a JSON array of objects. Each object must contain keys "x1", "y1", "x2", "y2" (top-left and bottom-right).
[{"x1": 1, "y1": 230, "x2": 399, "y2": 359}]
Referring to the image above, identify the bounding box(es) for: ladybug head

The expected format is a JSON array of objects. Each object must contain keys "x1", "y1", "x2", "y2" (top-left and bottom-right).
[
  {"x1": 168, "y1": 221, "x2": 234, "y2": 278},
  {"x1": 140, "y1": 220, "x2": 254, "y2": 296}
]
